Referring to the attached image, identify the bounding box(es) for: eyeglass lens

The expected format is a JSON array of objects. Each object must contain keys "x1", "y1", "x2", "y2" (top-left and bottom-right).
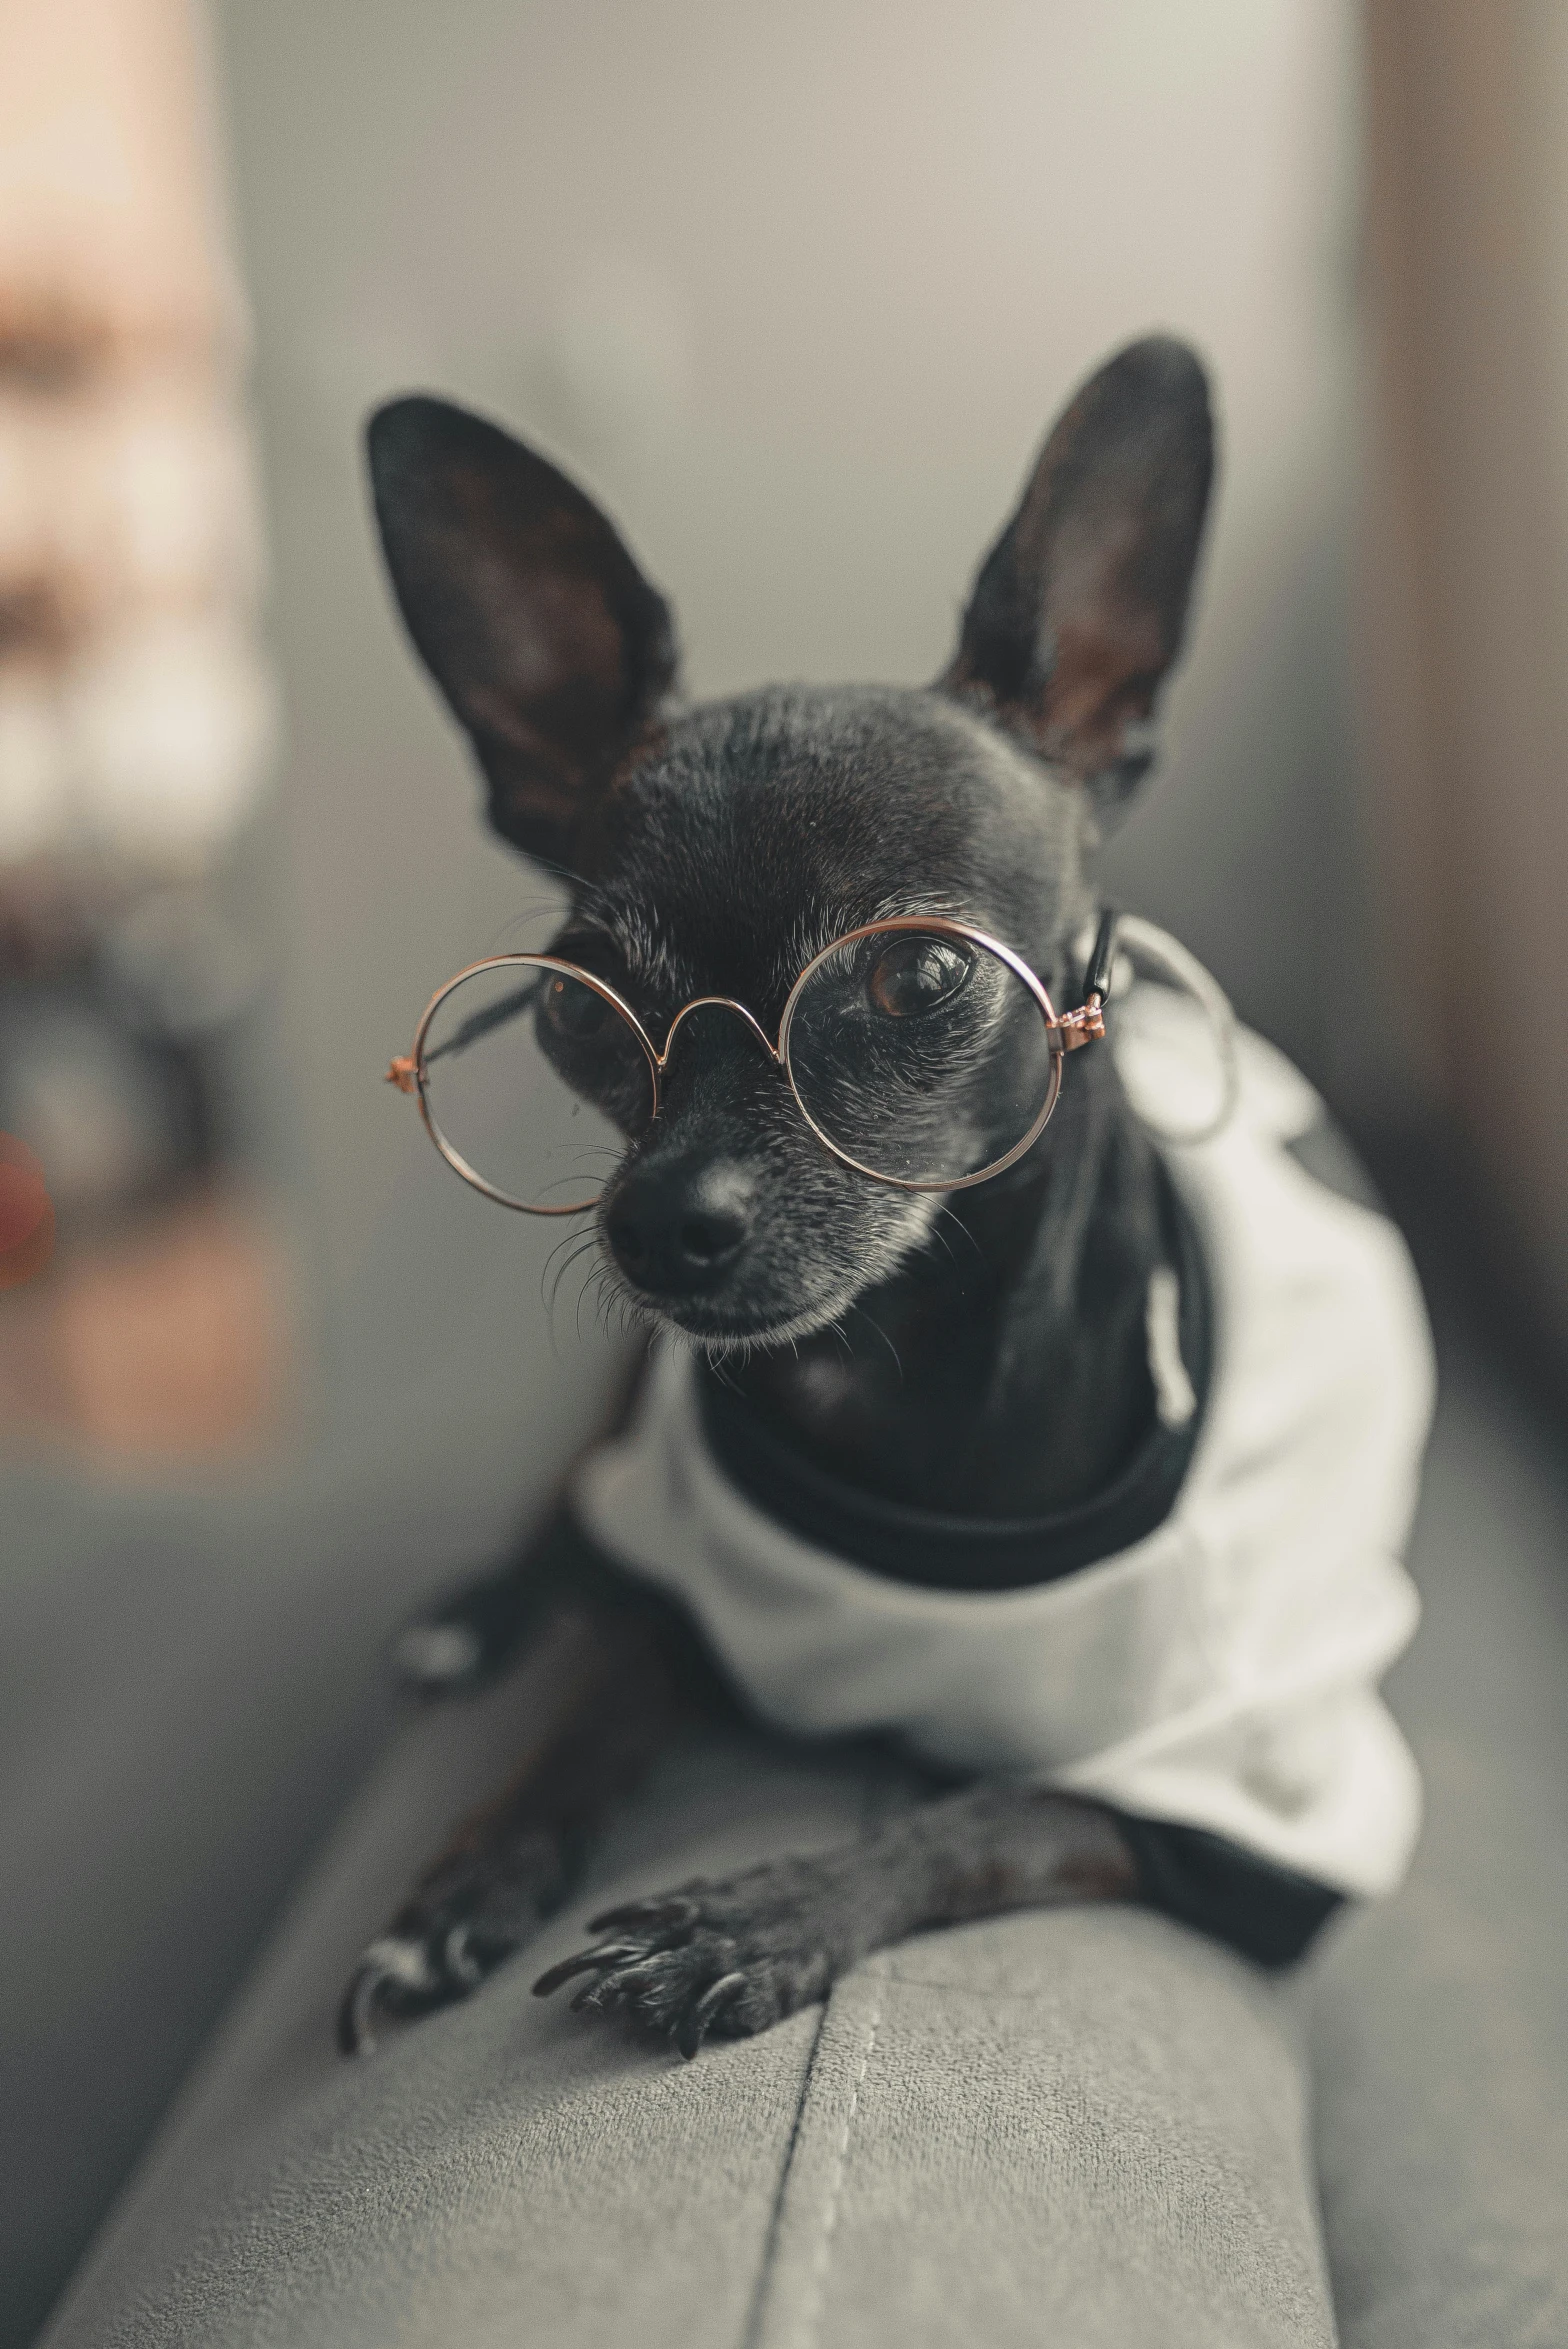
[
  {"x1": 784, "y1": 926, "x2": 1058, "y2": 1185},
  {"x1": 418, "y1": 962, "x2": 654, "y2": 1211}
]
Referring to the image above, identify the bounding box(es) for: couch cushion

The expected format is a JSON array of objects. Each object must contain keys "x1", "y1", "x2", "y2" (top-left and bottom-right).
[
  {"x1": 39, "y1": 1703, "x2": 1333, "y2": 2349},
  {"x1": 1310, "y1": 1355, "x2": 1568, "y2": 2349}
]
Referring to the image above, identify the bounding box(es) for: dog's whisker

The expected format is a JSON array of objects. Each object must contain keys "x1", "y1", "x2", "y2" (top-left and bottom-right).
[
  {"x1": 481, "y1": 891, "x2": 579, "y2": 956},
  {"x1": 932, "y1": 1203, "x2": 985, "y2": 1269},
  {"x1": 545, "y1": 1234, "x2": 600, "y2": 1318},
  {"x1": 542, "y1": 1224, "x2": 597, "y2": 1282},
  {"x1": 845, "y1": 1300, "x2": 904, "y2": 1384}
]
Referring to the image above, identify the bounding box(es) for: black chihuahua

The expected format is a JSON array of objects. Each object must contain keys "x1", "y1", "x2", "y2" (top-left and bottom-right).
[{"x1": 341, "y1": 337, "x2": 1337, "y2": 2063}]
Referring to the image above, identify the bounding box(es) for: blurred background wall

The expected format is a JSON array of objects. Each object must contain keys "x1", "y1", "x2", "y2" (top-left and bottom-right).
[
  {"x1": 7, "y1": 1, "x2": 1567, "y2": 2340},
  {"x1": 223, "y1": 0, "x2": 1367, "y2": 1384},
  {"x1": 1362, "y1": 0, "x2": 1568, "y2": 1338},
  {"x1": 196, "y1": 0, "x2": 1375, "y2": 1485}
]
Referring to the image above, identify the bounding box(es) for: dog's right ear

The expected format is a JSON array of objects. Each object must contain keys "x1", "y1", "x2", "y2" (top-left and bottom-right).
[
  {"x1": 942, "y1": 337, "x2": 1214, "y2": 833},
  {"x1": 366, "y1": 396, "x2": 678, "y2": 866}
]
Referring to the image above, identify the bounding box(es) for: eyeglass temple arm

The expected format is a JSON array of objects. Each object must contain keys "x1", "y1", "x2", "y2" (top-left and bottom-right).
[{"x1": 1055, "y1": 907, "x2": 1118, "y2": 1053}]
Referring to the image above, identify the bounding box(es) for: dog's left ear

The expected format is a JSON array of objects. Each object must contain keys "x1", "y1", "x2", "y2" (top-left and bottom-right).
[
  {"x1": 943, "y1": 336, "x2": 1214, "y2": 829},
  {"x1": 366, "y1": 395, "x2": 678, "y2": 866}
]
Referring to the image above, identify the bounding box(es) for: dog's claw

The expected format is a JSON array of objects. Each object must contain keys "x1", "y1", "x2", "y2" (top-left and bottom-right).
[
  {"x1": 339, "y1": 1960, "x2": 387, "y2": 2057},
  {"x1": 569, "y1": 1973, "x2": 627, "y2": 2014},
  {"x1": 443, "y1": 1922, "x2": 484, "y2": 1990},
  {"x1": 338, "y1": 1934, "x2": 441, "y2": 2056},
  {"x1": 534, "y1": 1855, "x2": 850, "y2": 2054},
  {"x1": 532, "y1": 1940, "x2": 644, "y2": 1998},
  {"x1": 679, "y1": 1970, "x2": 748, "y2": 2060}
]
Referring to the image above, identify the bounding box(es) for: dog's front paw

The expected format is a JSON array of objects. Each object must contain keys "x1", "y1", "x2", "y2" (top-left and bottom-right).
[
  {"x1": 533, "y1": 1853, "x2": 865, "y2": 2058},
  {"x1": 340, "y1": 1828, "x2": 568, "y2": 2055}
]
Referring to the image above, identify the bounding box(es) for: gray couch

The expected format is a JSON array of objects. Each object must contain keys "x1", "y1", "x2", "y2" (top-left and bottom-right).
[{"x1": 27, "y1": 1335, "x2": 1568, "y2": 2348}]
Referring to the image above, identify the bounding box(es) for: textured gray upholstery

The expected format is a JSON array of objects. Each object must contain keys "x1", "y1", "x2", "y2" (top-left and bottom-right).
[
  {"x1": 1309, "y1": 1354, "x2": 1568, "y2": 2349},
  {"x1": 30, "y1": 1351, "x2": 1568, "y2": 2348},
  {"x1": 39, "y1": 1713, "x2": 1335, "y2": 2349}
]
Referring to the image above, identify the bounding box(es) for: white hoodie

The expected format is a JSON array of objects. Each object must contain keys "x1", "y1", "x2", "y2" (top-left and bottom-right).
[{"x1": 574, "y1": 989, "x2": 1434, "y2": 1903}]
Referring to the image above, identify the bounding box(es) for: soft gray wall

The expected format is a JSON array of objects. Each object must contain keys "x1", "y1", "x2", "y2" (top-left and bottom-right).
[{"x1": 212, "y1": 0, "x2": 1367, "y2": 1455}]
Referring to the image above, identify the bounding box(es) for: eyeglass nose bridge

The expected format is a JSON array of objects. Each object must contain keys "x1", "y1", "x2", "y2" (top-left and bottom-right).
[{"x1": 653, "y1": 995, "x2": 783, "y2": 1073}]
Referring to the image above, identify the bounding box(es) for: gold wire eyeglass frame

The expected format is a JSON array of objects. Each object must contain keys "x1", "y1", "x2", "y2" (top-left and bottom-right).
[{"x1": 385, "y1": 913, "x2": 1114, "y2": 1215}]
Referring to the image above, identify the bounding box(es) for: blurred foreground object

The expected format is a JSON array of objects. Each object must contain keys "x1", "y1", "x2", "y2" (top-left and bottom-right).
[
  {"x1": 0, "y1": 0, "x2": 273, "y2": 868},
  {"x1": 0, "y1": 0, "x2": 292, "y2": 1463},
  {"x1": 0, "y1": 1186, "x2": 290, "y2": 1455},
  {"x1": 0, "y1": 1130, "x2": 54, "y2": 1288}
]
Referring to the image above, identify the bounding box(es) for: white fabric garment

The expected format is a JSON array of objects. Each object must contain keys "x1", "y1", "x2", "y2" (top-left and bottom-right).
[{"x1": 574, "y1": 989, "x2": 1435, "y2": 1901}]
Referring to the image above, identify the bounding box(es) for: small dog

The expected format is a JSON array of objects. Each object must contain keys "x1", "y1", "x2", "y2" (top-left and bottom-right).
[{"x1": 341, "y1": 338, "x2": 1431, "y2": 2060}]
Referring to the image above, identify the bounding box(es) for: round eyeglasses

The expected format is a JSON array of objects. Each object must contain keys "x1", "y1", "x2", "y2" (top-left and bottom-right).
[{"x1": 383, "y1": 910, "x2": 1222, "y2": 1217}]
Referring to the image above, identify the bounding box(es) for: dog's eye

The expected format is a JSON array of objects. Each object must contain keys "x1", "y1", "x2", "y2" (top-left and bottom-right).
[
  {"x1": 543, "y1": 973, "x2": 614, "y2": 1040},
  {"x1": 867, "y1": 936, "x2": 974, "y2": 1018}
]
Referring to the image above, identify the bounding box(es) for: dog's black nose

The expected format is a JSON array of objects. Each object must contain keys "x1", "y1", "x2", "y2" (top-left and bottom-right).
[{"x1": 605, "y1": 1161, "x2": 755, "y2": 1296}]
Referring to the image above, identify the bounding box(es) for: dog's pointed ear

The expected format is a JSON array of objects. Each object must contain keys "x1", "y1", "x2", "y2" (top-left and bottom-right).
[
  {"x1": 943, "y1": 337, "x2": 1214, "y2": 830},
  {"x1": 366, "y1": 396, "x2": 678, "y2": 864}
]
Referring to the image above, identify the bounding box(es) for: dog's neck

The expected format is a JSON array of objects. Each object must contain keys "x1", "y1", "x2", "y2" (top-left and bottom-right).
[{"x1": 725, "y1": 1051, "x2": 1168, "y2": 1518}]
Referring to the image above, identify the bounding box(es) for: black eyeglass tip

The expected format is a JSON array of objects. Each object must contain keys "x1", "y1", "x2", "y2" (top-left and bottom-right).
[{"x1": 1084, "y1": 909, "x2": 1118, "y2": 1005}]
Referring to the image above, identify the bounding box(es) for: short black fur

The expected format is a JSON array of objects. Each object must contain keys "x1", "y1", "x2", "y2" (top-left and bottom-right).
[{"x1": 342, "y1": 337, "x2": 1264, "y2": 2062}]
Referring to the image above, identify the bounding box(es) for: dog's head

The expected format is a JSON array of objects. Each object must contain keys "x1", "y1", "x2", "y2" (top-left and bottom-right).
[{"x1": 369, "y1": 337, "x2": 1213, "y2": 1348}]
